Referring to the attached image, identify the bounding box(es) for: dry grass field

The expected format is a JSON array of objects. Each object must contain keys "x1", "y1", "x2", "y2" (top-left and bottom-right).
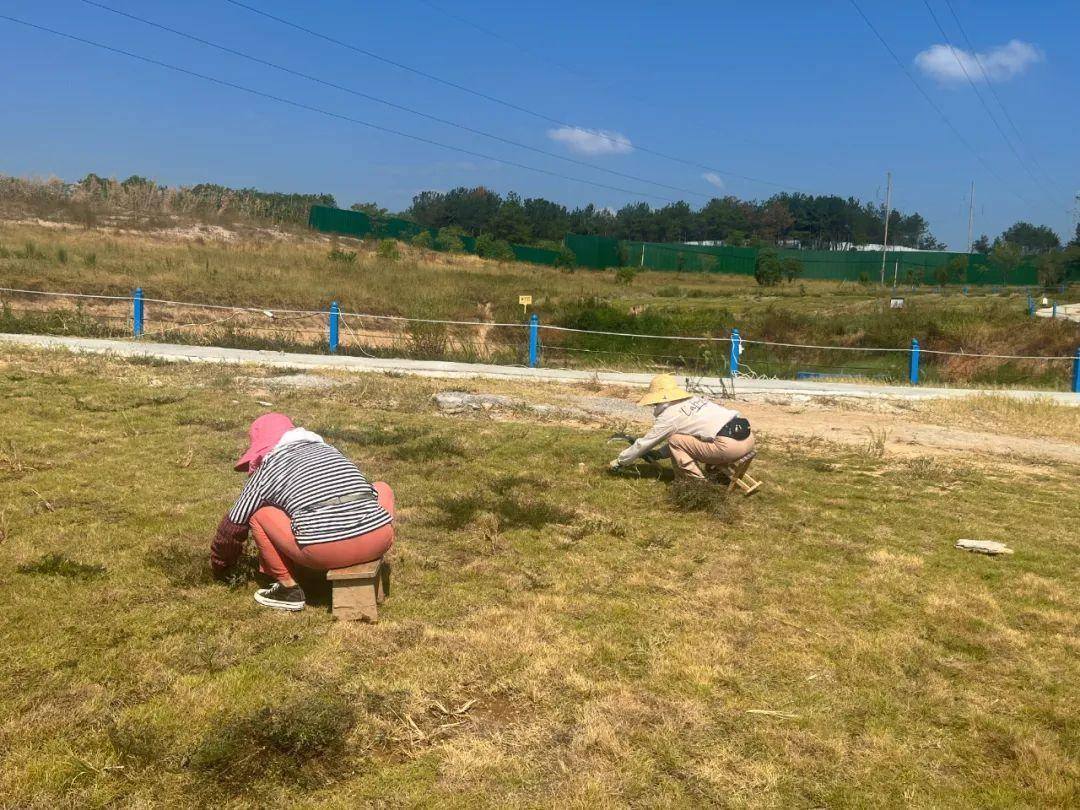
[
  {"x1": 1, "y1": 219, "x2": 1077, "y2": 387},
  {"x1": 1, "y1": 345, "x2": 1077, "y2": 807}
]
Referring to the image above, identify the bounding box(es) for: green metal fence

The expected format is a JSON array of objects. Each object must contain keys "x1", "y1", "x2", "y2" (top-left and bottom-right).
[
  {"x1": 309, "y1": 206, "x2": 563, "y2": 266},
  {"x1": 511, "y1": 244, "x2": 561, "y2": 265},
  {"x1": 622, "y1": 241, "x2": 1040, "y2": 285},
  {"x1": 310, "y1": 205, "x2": 1056, "y2": 285},
  {"x1": 565, "y1": 234, "x2": 621, "y2": 270}
]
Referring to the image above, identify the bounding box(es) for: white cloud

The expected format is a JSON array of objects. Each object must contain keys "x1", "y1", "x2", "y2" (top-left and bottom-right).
[
  {"x1": 915, "y1": 39, "x2": 1043, "y2": 83},
  {"x1": 702, "y1": 172, "x2": 725, "y2": 191},
  {"x1": 547, "y1": 126, "x2": 632, "y2": 155}
]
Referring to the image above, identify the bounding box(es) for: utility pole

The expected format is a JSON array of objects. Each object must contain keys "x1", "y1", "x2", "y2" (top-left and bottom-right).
[
  {"x1": 966, "y1": 181, "x2": 975, "y2": 253},
  {"x1": 880, "y1": 171, "x2": 892, "y2": 286}
]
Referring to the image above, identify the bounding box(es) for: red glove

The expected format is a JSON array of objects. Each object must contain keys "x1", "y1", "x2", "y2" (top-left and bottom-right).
[{"x1": 210, "y1": 514, "x2": 248, "y2": 574}]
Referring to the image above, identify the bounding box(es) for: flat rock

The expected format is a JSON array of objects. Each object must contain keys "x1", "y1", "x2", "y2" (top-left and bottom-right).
[
  {"x1": 433, "y1": 391, "x2": 522, "y2": 413},
  {"x1": 956, "y1": 539, "x2": 1014, "y2": 556},
  {"x1": 562, "y1": 395, "x2": 648, "y2": 420},
  {"x1": 261, "y1": 373, "x2": 344, "y2": 389}
]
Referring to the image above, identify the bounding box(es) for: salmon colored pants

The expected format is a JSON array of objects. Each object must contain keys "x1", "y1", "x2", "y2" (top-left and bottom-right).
[
  {"x1": 249, "y1": 482, "x2": 395, "y2": 582},
  {"x1": 668, "y1": 433, "x2": 756, "y2": 480}
]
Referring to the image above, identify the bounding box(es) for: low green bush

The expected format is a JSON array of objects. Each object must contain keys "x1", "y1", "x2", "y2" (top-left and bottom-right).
[
  {"x1": 435, "y1": 226, "x2": 466, "y2": 253},
  {"x1": 376, "y1": 239, "x2": 400, "y2": 260},
  {"x1": 327, "y1": 248, "x2": 357, "y2": 264},
  {"x1": 476, "y1": 234, "x2": 514, "y2": 261},
  {"x1": 754, "y1": 249, "x2": 783, "y2": 286},
  {"x1": 554, "y1": 245, "x2": 577, "y2": 270}
]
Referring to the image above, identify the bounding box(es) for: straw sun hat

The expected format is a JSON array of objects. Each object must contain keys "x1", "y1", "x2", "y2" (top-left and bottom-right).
[{"x1": 637, "y1": 374, "x2": 693, "y2": 407}]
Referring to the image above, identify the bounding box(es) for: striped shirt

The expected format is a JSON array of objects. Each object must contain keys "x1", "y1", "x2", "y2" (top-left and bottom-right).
[{"x1": 228, "y1": 440, "x2": 392, "y2": 546}]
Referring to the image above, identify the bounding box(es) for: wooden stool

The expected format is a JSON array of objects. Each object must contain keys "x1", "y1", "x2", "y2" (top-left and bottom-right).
[
  {"x1": 326, "y1": 557, "x2": 389, "y2": 622},
  {"x1": 722, "y1": 450, "x2": 761, "y2": 496}
]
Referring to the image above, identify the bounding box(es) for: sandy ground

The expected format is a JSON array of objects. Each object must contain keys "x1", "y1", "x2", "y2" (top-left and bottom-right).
[{"x1": 4, "y1": 216, "x2": 300, "y2": 243}]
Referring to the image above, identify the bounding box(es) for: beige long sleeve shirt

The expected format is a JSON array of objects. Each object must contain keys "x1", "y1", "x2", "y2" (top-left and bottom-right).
[{"x1": 616, "y1": 396, "x2": 740, "y2": 466}]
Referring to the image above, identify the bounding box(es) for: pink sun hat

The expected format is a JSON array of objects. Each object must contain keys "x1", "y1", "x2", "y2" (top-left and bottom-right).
[{"x1": 235, "y1": 413, "x2": 295, "y2": 471}]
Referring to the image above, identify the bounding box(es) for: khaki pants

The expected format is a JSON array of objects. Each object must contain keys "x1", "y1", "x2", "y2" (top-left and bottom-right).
[{"x1": 668, "y1": 433, "x2": 756, "y2": 480}]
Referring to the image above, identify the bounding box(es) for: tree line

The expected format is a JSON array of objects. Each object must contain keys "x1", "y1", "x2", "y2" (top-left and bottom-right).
[
  {"x1": 388, "y1": 187, "x2": 947, "y2": 250},
  {"x1": 980, "y1": 221, "x2": 1080, "y2": 287},
  {"x1": 387, "y1": 186, "x2": 1079, "y2": 283}
]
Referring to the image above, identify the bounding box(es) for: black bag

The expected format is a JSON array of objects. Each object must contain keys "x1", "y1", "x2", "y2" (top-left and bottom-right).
[{"x1": 717, "y1": 417, "x2": 751, "y2": 441}]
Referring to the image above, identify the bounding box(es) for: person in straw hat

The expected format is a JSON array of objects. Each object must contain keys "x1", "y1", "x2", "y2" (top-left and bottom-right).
[
  {"x1": 210, "y1": 413, "x2": 396, "y2": 611},
  {"x1": 608, "y1": 374, "x2": 755, "y2": 480}
]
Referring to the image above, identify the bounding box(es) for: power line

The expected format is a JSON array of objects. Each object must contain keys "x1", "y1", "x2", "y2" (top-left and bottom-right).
[
  {"x1": 846, "y1": 0, "x2": 1035, "y2": 209},
  {"x1": 222, "y1": 0, "x2": 808, "y2": 193},
  {"x1": 920, "y1": 0, "x2": 1063, "y2": 210},
  {"x1": 413, "y1": 0, "x2": 591, "y2": 82},
  {"x1": 941, "y1": 0, "x2": 1068, "y2": 201},
  {"x1": 0, "y1": 13, "x2": 696, "y2": 203},
  {"x1": 414, "y1": 0, "x2": 834, "y2": 175},
  {"x1": 76, "y1": 0, "x2": 715, "y2": 202}
]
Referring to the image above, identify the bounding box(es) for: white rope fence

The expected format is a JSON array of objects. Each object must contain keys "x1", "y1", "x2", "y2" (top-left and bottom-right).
[{"x1": 0, "y1": 286, "x2": 1076, "y2": 362}]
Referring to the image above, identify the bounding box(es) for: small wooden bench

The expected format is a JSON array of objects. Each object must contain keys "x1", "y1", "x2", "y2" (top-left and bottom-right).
[
  {"x1": 715, "y1": 450, "x2": 762, "y2": 496},
  {"x1": 326, "y1": 557, "x2": 389, "y2": 622}
]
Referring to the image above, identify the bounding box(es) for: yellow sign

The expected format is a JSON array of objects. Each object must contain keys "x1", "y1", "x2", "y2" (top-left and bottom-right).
[{"x1": 518, "y1": 295, "x2": 532, "y2": 306}]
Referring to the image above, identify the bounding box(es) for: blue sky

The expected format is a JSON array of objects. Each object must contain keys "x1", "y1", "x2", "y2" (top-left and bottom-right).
[{"x1": 1, "y1": 0, "x2": 1077, "y2": 248}]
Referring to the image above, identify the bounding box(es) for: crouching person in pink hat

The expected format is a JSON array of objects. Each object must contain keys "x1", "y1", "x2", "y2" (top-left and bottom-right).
[{"x1": 210, "y1": 413, "x2": 395, "y2": 611}]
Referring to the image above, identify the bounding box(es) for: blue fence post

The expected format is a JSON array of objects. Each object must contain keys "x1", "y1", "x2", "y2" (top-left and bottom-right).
[
  {"x1": 909, "y1": 338, "x2": 920, "y2": 385},
  {"x1": 132, "y1": 287, "x2": 143, "y2": 338},
  {"x1": 1073, "y1": 348, "x2": 1080, "y2": 394},
  {"x1": 963, "y1": 286, "x2": 968, "y2": 296},
  {"x1": 1028, "y1": 294, "x2": 1035, "y2": 316},
  {"x1": 528, "y1": 313, "x2": 539, "y2": 368},
  {"x1": 328, "y1": 301, "x2": 339, "y2": 353},
  {"x1": 729, "y1": 328, "x2": 741, "y2": 378}
]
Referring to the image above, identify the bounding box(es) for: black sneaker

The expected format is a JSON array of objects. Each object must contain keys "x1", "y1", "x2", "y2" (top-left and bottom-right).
[{"x1": 253, "y1": 582, "x2": 306, "y2": 611}]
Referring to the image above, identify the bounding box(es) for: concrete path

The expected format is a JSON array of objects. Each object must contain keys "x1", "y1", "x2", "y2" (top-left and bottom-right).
[
  {"x1": 1035, "y1": 302, "x2": 1080, "y2": 323},
  {"x1": 2, "y1": 332, "x2": 1076, "y2": 404}
]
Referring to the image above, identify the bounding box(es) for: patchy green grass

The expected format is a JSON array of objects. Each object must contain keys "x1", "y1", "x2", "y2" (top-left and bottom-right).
[
  {"x1": 16, "y1": 552, "x2": 106, "y2": 580},
  {"x1": 0, "y1": 347, "x2": 1077, "y2": 806}
]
